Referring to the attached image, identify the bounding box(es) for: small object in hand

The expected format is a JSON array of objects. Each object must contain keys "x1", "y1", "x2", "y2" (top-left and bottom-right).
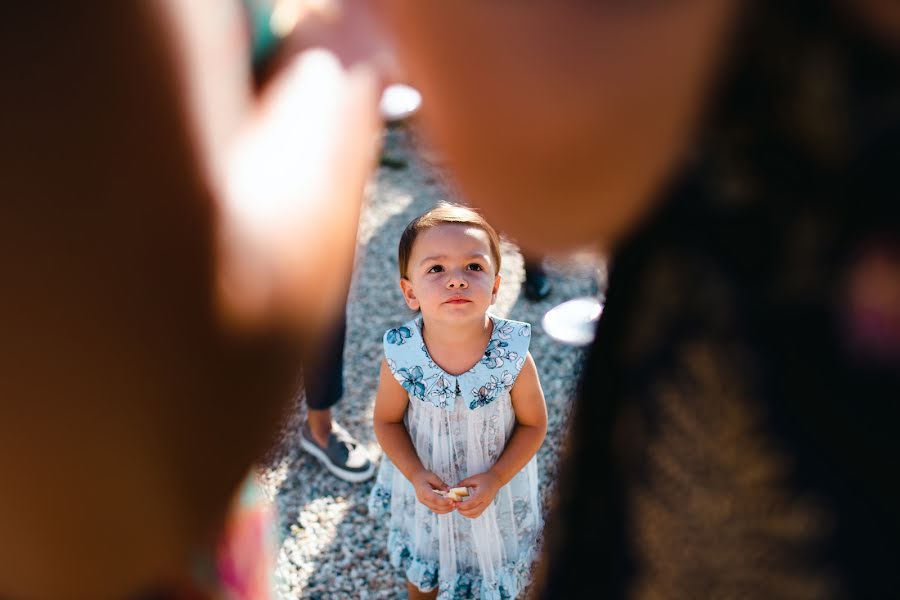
[
  {"x1": 434, "y1": 487, "x2": 469, "y2": 502},
  {"x1": 449, "y1": 487, "x2": 469, "y2": 498}
]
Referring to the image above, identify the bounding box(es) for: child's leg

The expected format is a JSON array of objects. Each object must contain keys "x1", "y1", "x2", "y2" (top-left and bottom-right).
[{"x1": 406, "y1": 581, "x2": 438, "y2": 600}]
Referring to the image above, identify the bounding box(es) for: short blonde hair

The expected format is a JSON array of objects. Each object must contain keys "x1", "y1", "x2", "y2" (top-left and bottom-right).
[{"x1": 398, "y1": 203, "x2": 502, "y2": 279}]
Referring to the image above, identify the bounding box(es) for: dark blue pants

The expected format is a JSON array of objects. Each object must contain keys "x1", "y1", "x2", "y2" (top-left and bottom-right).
[{"x1": 303, "y1": 313, "x2": 345, "y2": 411}]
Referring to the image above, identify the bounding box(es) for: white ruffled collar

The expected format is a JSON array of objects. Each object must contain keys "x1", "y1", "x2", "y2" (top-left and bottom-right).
[{"x1": 383, "y1": 314, "x2": 531, "y2": 411}]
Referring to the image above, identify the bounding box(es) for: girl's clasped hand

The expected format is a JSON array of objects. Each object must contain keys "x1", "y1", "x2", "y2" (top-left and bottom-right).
[
  {"x1": 451, "y1": 471, "x2": 502, "y2": 519},
  {"x1": 414, "y1": 470, "x2": 502, "y2": 518}
]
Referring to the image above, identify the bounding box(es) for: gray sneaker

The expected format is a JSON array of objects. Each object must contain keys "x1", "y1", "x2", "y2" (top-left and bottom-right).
[{"x1": 299, "y1": 421, "x2": 375, "y2": 483}]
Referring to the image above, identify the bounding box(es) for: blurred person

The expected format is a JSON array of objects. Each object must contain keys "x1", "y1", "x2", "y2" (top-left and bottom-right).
[
  {"x1": 376, "y1": 1, "x2": 900, "y2": 598},
  {"x1": 0, "y1": 0, "x2": 391, "y2": 598},
  {"x1": 298, "y1": 312, "x2": 375, "y2": 483}
]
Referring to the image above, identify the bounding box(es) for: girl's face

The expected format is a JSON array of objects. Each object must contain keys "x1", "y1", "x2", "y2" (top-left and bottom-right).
[{"x1": 400, "y1": 224, "x2": 501, "y2": 324}]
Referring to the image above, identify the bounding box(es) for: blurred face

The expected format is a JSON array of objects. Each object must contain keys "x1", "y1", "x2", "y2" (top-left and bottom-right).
[
  {"x1": 376, "y1": 1, "x2": 739, "y2": 253},
  {"x1": 400, "y1": 224, "x2": 501, "y2": 325}
]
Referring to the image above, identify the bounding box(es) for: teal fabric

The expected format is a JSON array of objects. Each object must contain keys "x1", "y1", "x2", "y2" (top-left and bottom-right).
[{"x1": 240, "y1": 0, "x2": 282, "y2": 71}]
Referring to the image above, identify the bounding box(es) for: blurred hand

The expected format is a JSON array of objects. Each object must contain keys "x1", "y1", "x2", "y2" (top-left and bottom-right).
[
  {"x1": 281, "y1": 0, "x2": 399, "y2": 82},
  {"x1": 217, "y1": 0, "x2": 394, "y2": 335}
]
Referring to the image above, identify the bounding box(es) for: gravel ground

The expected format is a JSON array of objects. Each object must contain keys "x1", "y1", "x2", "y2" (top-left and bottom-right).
[{"x1": 259, "y1": 125, "x2": 603, "y2": 599}]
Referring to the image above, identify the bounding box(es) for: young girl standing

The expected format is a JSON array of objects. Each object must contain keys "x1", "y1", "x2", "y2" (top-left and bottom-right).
[{"x1": 369, "y1": 204, "x2": 547, "y2": 599}]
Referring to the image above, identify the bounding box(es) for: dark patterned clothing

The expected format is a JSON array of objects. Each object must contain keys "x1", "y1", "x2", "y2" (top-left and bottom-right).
[{"x1": 536, "y1": 31, "x2": 900, "y2": 597}]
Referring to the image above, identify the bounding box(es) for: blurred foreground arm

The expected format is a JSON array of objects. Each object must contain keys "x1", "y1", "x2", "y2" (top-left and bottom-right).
[
  {"x1": 168, "y1": 0, "x2": 390, "y2": 333},
  {"x1": 0, "y1": 1, "x2": 388, "y2": 597}
]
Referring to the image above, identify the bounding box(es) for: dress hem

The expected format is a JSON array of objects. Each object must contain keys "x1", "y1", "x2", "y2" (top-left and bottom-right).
[{"x1": 369, "y1": 482, "x2": 541, "y2": 600}]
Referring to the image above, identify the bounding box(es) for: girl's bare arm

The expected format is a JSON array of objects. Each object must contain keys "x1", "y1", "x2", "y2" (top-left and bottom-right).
[
  {"x1": 490, "y1": 352, "x2": 548, "y2": 486},
  {"x1": 372, "y1": 358, "x2": 420, "y2": 479},
  {"x1": 373, "y1": 358, "x2": 457, "y2": 513}
]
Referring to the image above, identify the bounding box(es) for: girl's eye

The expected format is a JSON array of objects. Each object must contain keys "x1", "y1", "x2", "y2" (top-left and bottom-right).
[
  {"x1": 467, "y1": 263, "x2": 484, "y2": 271},
  {"x1": 427, "y1": 265, "x2": 444, "y2": 273}
]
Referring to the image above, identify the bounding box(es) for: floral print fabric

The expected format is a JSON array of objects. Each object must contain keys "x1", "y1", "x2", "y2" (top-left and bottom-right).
[
  {"x1": 370, "y1": 315, "x2": 542, "y2": 599},
  {"x1": 383, "y1": 315, "x2": 531, "y2": 412}
]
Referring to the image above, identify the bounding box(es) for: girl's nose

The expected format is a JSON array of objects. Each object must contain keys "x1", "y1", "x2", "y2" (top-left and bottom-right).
[{"x1": 447, "y1": 272, "x2": 468, "y2": 288}]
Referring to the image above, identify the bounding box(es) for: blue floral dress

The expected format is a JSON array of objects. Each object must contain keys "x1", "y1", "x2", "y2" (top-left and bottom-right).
[{"x1": 369, "y1": 314, "x2": 542, "y2": 600}]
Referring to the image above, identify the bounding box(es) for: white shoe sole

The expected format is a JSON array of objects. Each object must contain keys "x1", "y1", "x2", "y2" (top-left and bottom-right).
[{"x1": 299, "y1": 433, "x2": 376, "y2": 483}]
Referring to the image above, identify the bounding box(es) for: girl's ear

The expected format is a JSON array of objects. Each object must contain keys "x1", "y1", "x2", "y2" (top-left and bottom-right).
[
  {"x1": 490, "y1": 273, "x2": 502, "y2": 304},
  {"x1": 399, "y1": 278, "x2": 420, "y2": 310}
]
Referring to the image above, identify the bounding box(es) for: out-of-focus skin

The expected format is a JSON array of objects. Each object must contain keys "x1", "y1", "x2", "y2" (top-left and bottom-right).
[
  {"x1": 0, "y1": 1, "x2": 389, "y2": 598},
  {"x1": 376, "y1": 0, "x2": 900, "y2": 257},
  {"x1": 374, "y1": 1, "x2": 741, "y2": 255},
  {"x1": 167, "y1": 0, "x2": 392, "y2": 335}
]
